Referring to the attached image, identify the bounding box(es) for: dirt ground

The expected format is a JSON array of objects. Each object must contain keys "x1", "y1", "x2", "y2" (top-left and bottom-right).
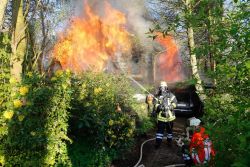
[{"x1": 112, "y1": 117, "x2": 188, "y2": 167}]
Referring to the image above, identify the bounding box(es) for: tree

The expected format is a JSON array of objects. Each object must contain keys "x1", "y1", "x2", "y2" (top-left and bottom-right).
[
  {"x1": 0, "y1": 0, "x2": 9, "y2": 29},
  {"x1": 10, "y1": 0, "x2": 27, "y2": 80},
  {"x1": 148, "y1": 0, "x2": 206, "y2": 98},
  {"x1": 204, "y1": 1, "x2": 250, "y2": 165},
  {"x1": 184, "y1": 0, "x2": 205, "y2": 98},
  {"x1": 151, "y1": 1, "x2": 249, "y2": 165}
]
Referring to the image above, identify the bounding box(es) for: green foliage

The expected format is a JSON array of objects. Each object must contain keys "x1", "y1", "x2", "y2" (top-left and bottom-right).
[
  {"x1": 0, "y1": 33, "x2": 11, "y2": 111},
  {"x1": 68, "y1": 138, "x2": 112, "y2": 167},
  {"x1": 151, "y1": 0, "x2": 249, "y2": 165},
  {"x1": 0, "y1": 33, "x2": 11, "y2": 166},
  {"x1": 203, "y1": 1, "x2": 250, "y2": 166},
  {"x1": 0, "y1": 71, "x2": 72, "y2": 166},
  {"x1": 68, "y1": 72, "x2": 138, "y2": 166},
  {"x1": 132, "y1": 102, "x2": 154, "y2": 135},
  {"x1": 0, "y1": 68, "x2": 152, "y2": 166}
]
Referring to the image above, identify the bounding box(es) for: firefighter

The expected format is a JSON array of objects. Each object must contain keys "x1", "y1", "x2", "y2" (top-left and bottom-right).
[
  {"x1": 153, "y1": 81, "x2": 177, "y2": 148},
  {"x1": 189, "y1": 124, "x2": 216, "y2": 165}
]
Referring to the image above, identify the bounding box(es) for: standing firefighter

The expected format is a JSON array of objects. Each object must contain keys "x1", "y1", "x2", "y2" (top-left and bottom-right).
[{"x1": 152, "y1": 81, "x2": 177, "y2": 148}]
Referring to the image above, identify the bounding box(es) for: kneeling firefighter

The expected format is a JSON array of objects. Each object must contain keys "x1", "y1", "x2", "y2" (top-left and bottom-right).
[
  {"x1": 152, "y1": 81, "x2": 177, "y2": 148},
  {"x1": 190, "y1": 125, "x2": 216, "y2": 165}
]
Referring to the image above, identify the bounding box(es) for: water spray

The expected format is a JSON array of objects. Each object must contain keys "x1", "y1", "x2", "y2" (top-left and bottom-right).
[
  {"x1": 119, "y1": 67, "x2": 157, "y2": 99},
  {"x1": 127, "y1": 75, "x2": 153, "y2": 95}
]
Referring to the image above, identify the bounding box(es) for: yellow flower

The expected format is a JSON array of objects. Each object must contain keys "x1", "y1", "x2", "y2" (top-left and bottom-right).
[
  {"x1": 141, "y1": 105, "x2": 146, "y2": 109},
  {"x1": 9, "y1": 77, "x2": 17, "y2": 84},
  {"x1": 108, "y1": 120, "x2": 114, "y2": 126},
  {"x1": 27, "y1": 72, "x2": 33, "y2": 77},
  {"x1": 18, "y1": 115, "x2": 25, "y2": 121},
  {"x1": 19, "y1": 86, "x2": 29, "y2": 96},
  {"x1": 126, "y1": 129, "x2": 133, "y2": 137},
  {"x1": 62, "y1": 84, "x2": 68, "y2": 89},
  {"x1": 11, "y1": 92, "x2": 16, "y2": 97},
  {"x1": 82, "y1": 84, "x2": 87, "y2": 89},
  {"x1": 13, "y1": 99, "x2": 23, "y2": 108},
  {"x1": 55, "y1": 70, "x2": 63, "y2": 77},
  {"x1": 51, "y1": 77, "x2": 57, "y2": 81},
  {"x1": 66, "y1": 69, "x2": 71, "y2": 75},
  {"x1": 107, "y1": 130, "x2": 112, "y2": 135},
  {"x1": 130, "y1": 121, "x2": 135, "y2": 126},
  {"x1": 30, "y1": 131, "x2": 36, "y2": 136},
  {"x1": 94, "y1": 87, "x2": 102, "y2": 95},
  {"x1": 3, "y1": 110, "x2": 14, "y2": 119},
  {"x1": 0, "y1": 155, "x2": 5, "y2": 165}
]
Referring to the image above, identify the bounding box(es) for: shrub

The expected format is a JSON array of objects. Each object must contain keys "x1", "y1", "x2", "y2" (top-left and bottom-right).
[
  {"x1": 68, "y1": 72, "x2": 137, "y2": 166},
  {"x1": 0, "y1": 33, "x2": 11, "y2": 166},
  {"x1": 0, "y1": 70, "x2": 153, "y2": 166},
  {"x1": 0, "y1": 71, "x2": 72, "y2": 166}
]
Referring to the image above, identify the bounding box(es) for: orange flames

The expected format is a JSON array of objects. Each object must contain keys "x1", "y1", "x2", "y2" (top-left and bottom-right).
[
  {"x1": 53, "y1": 1, "x2": 131, "y2": 73},
  {"x1": 156, "y1": 34, "x2": 184, "y2": 82}
]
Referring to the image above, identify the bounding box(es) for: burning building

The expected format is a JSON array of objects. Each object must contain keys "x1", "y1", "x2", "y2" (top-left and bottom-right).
[{"x1": 51, "y1": 0, "x2": 187, "y2": 84}]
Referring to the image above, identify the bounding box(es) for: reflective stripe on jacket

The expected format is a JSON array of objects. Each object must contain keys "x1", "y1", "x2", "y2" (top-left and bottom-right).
[
  {"x1": 157, "y1": 110, "x2": 176, "y2": 122},
  {"x1": 156, "y1": 93, "x2": 177, "y2": 122}
]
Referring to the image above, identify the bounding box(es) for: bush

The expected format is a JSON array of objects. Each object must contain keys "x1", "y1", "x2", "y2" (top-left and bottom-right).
[
  {"x1": 0, "y1": 33, "x2": 11, "y2": 166},
  {"x1": 68, "y1": 72, "x2": 137, "y2": 166},
  {"x1": 0, "y1": 71, "x2": 72, "y2": 166},
  {"x1": 132, "y1": 102, "x2": 154, "y2": 135},
  {"x1": 203, "y1": 2, "x2": 250, "y2": 166},
  {"x1": 0, "y1": 70, "x2": 153, "y2": 166},
  {"x1": 204, "y1": 94, "x2": 250, "y2": 167}
]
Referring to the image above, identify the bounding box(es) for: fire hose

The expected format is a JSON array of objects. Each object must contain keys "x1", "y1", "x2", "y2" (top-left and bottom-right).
[
  {"x1": 121, "y1": 69, "x2": 185, "y2": 167},
  {"x1": 133, "y1": 137, "x2": 185, "y2": 167}
]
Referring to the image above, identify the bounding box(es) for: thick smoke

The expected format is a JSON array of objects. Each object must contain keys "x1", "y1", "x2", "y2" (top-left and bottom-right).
[{"x1": 109, "y1": 0, "x2": 153, "y2": 51}]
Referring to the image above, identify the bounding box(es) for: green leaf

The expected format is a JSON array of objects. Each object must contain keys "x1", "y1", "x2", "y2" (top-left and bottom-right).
[{"x1": 245, "y1": 61, "x2": 250, "y2": 70}]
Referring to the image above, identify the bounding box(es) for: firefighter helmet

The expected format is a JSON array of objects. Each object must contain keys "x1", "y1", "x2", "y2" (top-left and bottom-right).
[{"x1": 160, "y1": 81, "x2": 167, "y2": 87}]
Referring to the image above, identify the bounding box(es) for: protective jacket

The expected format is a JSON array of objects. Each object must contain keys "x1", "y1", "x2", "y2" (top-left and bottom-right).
[
  {"x1": 190, "y1": 127, "x2": 215, "y2": 165},
  {"x1": 154, "y1": 92, "x2": 177, "y2": 122}
]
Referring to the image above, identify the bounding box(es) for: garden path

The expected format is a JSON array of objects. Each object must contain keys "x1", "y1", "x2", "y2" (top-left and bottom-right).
[{"x1": 112, "y1": 117, "x2": 187, "y2": 167}]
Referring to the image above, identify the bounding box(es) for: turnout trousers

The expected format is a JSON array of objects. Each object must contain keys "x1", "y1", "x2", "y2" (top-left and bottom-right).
[{"x1": 155, "y1": 120, "x2": 174, "y2": 146}]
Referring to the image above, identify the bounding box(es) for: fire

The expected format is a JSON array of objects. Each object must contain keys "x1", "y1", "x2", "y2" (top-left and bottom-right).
[
  {"x1": 53, "y1": 1, "x2": 131, "y2": 73},
  {"x1": 156, "y1": 34, "x2": 184, "y2": 82}
]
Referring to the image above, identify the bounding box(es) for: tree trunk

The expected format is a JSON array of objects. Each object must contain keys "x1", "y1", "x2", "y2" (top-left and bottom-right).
[
  {"x1": 0, "y1": 0, "x2": 8, "y2": 29},
  {"x1": 11, "y1": 0, "x2": 27, "y2": 80},
  {"x1": 185, "y1": 0, "x2": 205, "y2": 99}
]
